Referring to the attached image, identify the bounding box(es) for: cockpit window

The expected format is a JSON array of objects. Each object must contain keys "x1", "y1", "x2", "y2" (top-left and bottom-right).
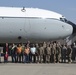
[
  {"x1": 60, "y1": 17, "x2": 76, "y2": 27},
  {"x1": 60, "y1": 18, "x2": 64, "y2": 22},
  {"x1": 60, "y1": 17, "x2": 67, "y2": 22}
]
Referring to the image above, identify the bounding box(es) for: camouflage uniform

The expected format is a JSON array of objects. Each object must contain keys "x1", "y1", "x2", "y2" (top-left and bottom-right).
[
  {"x1": 72, "y1": 43, "x2": 76, "y2": 62},
  {"x1": 46, "y1": 44, "x2": 51, "y2": 63},
  {"x1": 35, "y1": 43, "x2": 40, "y2": 63},
  {"x1": 67, "y1": 45, "x2": 72, "y2": 63},
  {"x1": 56, "y1": 44, "x2": 61, "y2": 63},
  {"x1": 43, "y1": 42, "x2": 47, "y2": 63},
  {"x1": 61, "y1": 45, "x2": 67, "y2": 63},
  {"x1": 51, "y1": 44, "x2": 56, "y2": 63},
  {"x1": 39, "y1": 44, "x2": 44, "y2": 63}
]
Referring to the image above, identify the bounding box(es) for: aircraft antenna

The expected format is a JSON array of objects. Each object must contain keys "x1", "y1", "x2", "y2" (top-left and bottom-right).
[{"x1": 21, "y1": 7, "x2": 26, "y2": 12}]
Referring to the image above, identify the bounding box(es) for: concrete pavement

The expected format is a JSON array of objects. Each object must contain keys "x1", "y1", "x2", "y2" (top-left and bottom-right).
[{"x1": 0, "y1": 63, "x2": 76, "y2": 75}]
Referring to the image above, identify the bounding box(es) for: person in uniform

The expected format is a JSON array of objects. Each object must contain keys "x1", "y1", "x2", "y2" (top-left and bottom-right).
[
  {"x1": 49, "y1": 43, "x2": 52, "y2": 63},
  {"x1": 0, "y1": 48, "x2": 1, "y2": 63},
  {"x1": 46, "y1": 44, "x2": 51, "y2": 63},
  {"x1": 61, "y1": 45, "x2": 67, "y2": 63},
  {"x1": 39, "y1": 44, "x2": 44, "y2": 63},
  {"x1": 72, "y1": 43, "x2": 76, "y2": 62},
  {"x1": 43, "y1": 42, "x2": 47, "y2": 63},
  {"x1": 67, "y1": 45, "x2": 72, "y2": 63},
  {"x1": 56, "y1": 43, "x2": 61, "y2": 63},
  {"x1": 51, "y1": 43, "x2": 56, "y2": 63},
  {"x1": 35, "y1": 43, "x2": 40, "y2": 63}
]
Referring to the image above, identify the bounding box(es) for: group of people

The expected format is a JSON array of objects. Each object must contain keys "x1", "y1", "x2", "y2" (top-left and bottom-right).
[{"x1": 3, "y1": 41, "x2": 76, "y2": 63}]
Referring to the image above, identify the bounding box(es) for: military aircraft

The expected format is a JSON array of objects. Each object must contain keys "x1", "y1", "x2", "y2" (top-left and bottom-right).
[{"x1": 0, "y1": 7, "x2": 75, "y2": 43}]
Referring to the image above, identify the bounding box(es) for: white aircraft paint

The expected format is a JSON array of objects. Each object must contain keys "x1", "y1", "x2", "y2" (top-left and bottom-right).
[{"x1": 0, "y1": 7, "x2": 73, "y2": 43}]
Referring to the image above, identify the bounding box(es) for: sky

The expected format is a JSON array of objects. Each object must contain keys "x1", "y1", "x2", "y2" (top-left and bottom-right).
[{"x1": 0, "y1": 0, "x2": 76, "y2": 23}]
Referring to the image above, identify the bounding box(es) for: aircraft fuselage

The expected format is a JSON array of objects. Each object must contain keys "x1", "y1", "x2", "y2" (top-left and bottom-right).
[{"x1": 0, "y1": 7, "x2": 73, "y2": 43}]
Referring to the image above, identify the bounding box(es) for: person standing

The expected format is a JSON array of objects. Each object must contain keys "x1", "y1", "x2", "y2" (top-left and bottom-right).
[
  {"x1": 21, "y1": 43, "x2": 25, "y2": 63},
  {"x1": 30, "y1": 44, "x2": 36, "y2": 63},
  {"x1": 43, "y1": 42, "x2": 47, "y2": 63},
  {"x1": 16, "y1": 43, "x2": 22, "y2": 63},
  {"x1": 72, "y1": 43, "x2": 76, "y2": 62},
  {"x1": 61, "y1": 45, "x2": 67, "y2": 63},
  {"x1": 24, "y1": 44, "x2": 30, "y2": 63},
  {"x1": 46, "y1": 44, "x2": 51, "y2": 63},
  {"x1": 0, "y1": 49, "x2": 1, "y2": 63},
  {"x1": 67, "y1": 45, "x2": 72, "y2": 63},
  {"x1": 55, "y1": 44, "x2": 61, "y2": 63},
  {"x1": 51, "y1": 43, "x2": 56, "y2": 63},
  {"x1": 39, "y1": 44, "x2": 44, "y2": 63},
  {"x1": 35, "y1": 43, "x2": 40, "y2": 63},
  {"x1": 3, "y1": 43, "x2": 9, "y2": 63},
  {"x1": 4, "y1": 51, "x2": 8, "y2": 63},
  {"x1": 11, "y1": 43, "x2": 17, "y2": 63}
]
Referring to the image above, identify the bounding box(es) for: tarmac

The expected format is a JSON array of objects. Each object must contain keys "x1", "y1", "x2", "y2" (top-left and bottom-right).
[{"x1": 0, "y1": 63, "x2": 76, "y2": 75}]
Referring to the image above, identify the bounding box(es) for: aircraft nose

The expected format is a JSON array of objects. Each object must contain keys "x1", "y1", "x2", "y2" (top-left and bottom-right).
[
  {"x1": 64, "y1": 24, "x2": 73, "y2": 36},
  {"x1": 66, "y1": 20, "x2": 76, "y2": 34}
]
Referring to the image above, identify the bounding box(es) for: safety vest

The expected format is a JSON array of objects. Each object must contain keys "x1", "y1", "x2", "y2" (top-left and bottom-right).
[
  {"x1": 17, "y1": 47, "x2": 22, "y2": 54},
  {"x1": 24, "y1": 48, "x2": 30, "y2": 55}
]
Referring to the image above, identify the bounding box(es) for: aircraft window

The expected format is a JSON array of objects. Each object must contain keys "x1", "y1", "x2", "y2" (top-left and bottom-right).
[
  {"x1": 60, "y1": 17, "x2": 76, "y2": 26},
  {"x1": 60, "y1": 18, "x2": 64, "y2": 22},
  {"x1": 60, "y1": 18, "x2": 65, "y2": 22},
  {"x1": 60, "y1": 18, "x2": 68, "y2": 22}
]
